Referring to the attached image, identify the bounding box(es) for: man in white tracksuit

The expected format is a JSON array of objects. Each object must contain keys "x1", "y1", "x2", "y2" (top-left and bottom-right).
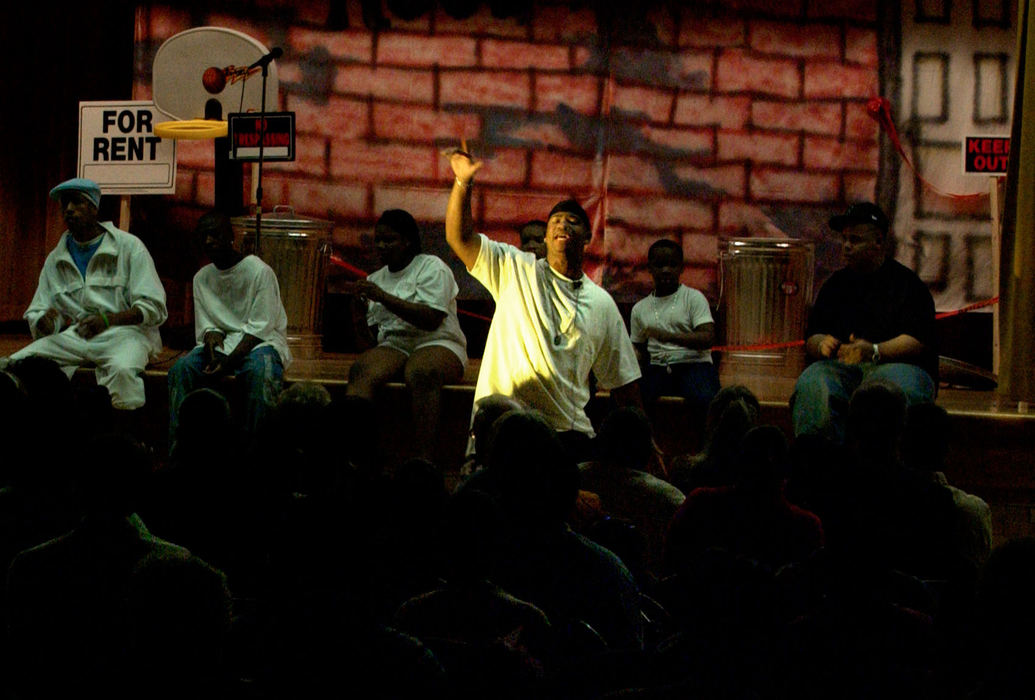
[{"x1": 5, "y1": 178, "x2": 167, "y2": 410}]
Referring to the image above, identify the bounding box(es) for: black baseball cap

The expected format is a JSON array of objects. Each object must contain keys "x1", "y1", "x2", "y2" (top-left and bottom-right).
[
  {"x1": 828, "y1": 202, "x2": 889, "y2": 234},
  {"x1": 548, "y1": 199, "x2": 591, "y2": 232}
]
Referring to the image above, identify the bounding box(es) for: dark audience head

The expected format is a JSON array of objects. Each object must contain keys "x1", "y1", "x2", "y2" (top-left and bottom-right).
[
  {"x1": 597, "y1": 405, "x2": 653, "y2": 471},
  {"x1": 6, "y1": 355, "x2": 74, "y2": 423},
  {"x1": 586, "y1": 516, "x2": 649, "y2": 585},
  {"x1": 488, "y1": 410, "x2": 579, "y2": 527},
  {"x1": 734, "y1": 424, "x2": 789, "y2": 491},
  {"x1": 0, "y1": 370, "x2": 29, "y2": 485},
  {"x1": 173, "y1": 387, "x2": 233, "y2": 456},
  {"x1": 329, "y1": 394, "x2": 382, "y2": 475},
  {"x1": 264, "y1": 381, "x2": 337, "y2": 493},
  {"x1": 471, "y1": 393, "x2": 526, "y2": 461},
  {"x1": 846, "y1": 379, "x2": 907, "y2": 464},
  {"x1": 702, "y1": 385, "x2": 760, "y2": 475},
  {"x1": 440, "y1": 487, "x2": 508, "y2": 581},
  {"x1": 73, "y1": 384, "x2": 115, "y2": 439},
  {"x1": 389, "y1": 457, "x2": 448, "y2": 521},
  {"x1": 901, "y1": 401, "x2": 950, "y2": 473},
  {"x1": 2, "y1": 358, "x2": 78, "y2": 492},
  {"x1": 978, "y1": 538, "x2": 1035, "y2": 661},
  {"x1": 128, "y1": 552, "x2": 233, "y2": 688},
  {"x1": 78, "y1": 432, "x2": 154, "y2": 517}
]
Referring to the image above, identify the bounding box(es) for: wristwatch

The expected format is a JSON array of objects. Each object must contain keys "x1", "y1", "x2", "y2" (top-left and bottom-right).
[{"x1": 872, "y1": 342, "x2": 881, "y2": 364}]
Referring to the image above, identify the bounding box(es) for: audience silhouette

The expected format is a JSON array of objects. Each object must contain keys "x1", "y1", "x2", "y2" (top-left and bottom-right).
[{"x1": 0, "y1": 350, "x2": 1023, "y2": 700}]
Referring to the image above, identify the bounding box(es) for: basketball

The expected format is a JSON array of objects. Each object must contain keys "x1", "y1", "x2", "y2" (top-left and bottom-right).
[{"x1": 202, "y1": 67, "x2": 226, "y2": 94}]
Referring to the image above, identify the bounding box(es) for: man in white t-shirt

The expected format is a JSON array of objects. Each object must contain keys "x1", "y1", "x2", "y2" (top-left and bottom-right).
[
  {"x1": 629, "y1": 239, "x2": 719, "y2": 414},
  {"x1": 167, "y1": 210, "x2": 291, "y2": 450},
  {"x1": 444, "y1": 145, "x2": 642, "y2": 461}
]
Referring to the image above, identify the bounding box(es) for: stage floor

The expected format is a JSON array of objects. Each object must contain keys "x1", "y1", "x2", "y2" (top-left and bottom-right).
[{"x1": 3, "y1": 333, "x2": 1034, "y2": 545}]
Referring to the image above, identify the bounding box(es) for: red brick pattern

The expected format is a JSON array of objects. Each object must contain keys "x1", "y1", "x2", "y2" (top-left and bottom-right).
[{"x1": 135, "y1": 1, "x2": 882, "y2": 303}]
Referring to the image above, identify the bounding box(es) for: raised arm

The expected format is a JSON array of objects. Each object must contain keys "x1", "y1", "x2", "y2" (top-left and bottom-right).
[{"x1": 444, "y1": 145, "x2": 483, "y2": 270}]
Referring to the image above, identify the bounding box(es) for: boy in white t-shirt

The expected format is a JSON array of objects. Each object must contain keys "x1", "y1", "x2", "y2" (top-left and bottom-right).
[
  {"x1": 629, "y1": 239, "x2": 719, "y2": 414},
  {"x1": 167, "y1": 210, "x2": 291, "y2": 451}
]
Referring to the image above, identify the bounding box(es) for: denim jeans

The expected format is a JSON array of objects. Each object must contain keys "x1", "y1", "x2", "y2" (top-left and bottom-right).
[
  {"x1": 168, "y1": 344, "x2": 284, "y2": 448},
  {"x1": 790, "y1": 360, "x2": 935, "y2": 444},
  {"x1": 641, "y1": 361, "x2": 721, "y2": 415}
]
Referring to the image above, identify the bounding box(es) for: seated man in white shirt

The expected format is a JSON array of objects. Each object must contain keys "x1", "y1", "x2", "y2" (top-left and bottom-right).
[
  {"x1": 4, "y1": 177, "x2": 167, "y2": 411},
  {"x1": 167, "y1": 210, "x2": 291, "y2": 450}
]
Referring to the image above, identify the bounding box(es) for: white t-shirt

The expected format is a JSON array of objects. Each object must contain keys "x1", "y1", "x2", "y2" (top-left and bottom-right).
[
  {"x1": 629, "y1": 285, "x2": 714, "y2": 366},
  {"x1": 193, "y1": 255, "x2": 291, "y2": 368},
  {"x1": 468, "y1": 235, "x2": 641, "y2": 436},
  {"x1": 366, "y1": 253, "x2": 467, "y2": 365}
]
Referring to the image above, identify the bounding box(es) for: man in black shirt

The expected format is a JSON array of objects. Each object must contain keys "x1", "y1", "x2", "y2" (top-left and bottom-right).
[{"x1": 790, "y1": 202, "x2": 937, "y2": 443}]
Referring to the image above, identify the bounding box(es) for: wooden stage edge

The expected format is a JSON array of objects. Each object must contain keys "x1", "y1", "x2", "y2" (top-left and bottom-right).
[{"x1": 3, "y1": 333, "x2": 1035, "y2": 545}]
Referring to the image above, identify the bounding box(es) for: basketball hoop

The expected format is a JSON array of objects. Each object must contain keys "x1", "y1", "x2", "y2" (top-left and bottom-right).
[
  {"x1": 152, "y1": 27, "x2": 279, "y2": 140},
  {"x1": 154, "y1": 119, "x2": 228, "y2": 140}
]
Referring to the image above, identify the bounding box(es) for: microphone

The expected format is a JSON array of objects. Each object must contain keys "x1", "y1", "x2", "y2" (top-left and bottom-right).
[
  {"x1": 573, "y1": 279, "x2": 582, "y2": 289},
  {"x1": 249, "y1": 47, "x2": 283, "y2": 70}
]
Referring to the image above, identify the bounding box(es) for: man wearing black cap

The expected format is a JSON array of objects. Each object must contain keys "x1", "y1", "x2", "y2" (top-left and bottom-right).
[
  {"x1": 790, "y1": 201, "x2": 936, "y2": 444},
  {"x1": 4, "y1": 178, "x2": 167, "y2": 411},
  {"x1": 444, "y1": 146, "x2": 642, "y2": 461}
]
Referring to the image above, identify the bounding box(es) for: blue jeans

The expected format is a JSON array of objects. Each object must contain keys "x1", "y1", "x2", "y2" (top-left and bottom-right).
[
  {"x1": 790, "y1": 360, "x2": 935, "y2": 444},
  {"x1": 168, "y1": 345, "x2": 284, "y2": 448},
  {"x1": 642, "y1": 362, "x2": 721, "y2": 415}
]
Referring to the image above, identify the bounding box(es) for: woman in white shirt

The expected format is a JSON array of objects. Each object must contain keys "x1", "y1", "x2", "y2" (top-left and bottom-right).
[{"x1": 343, "y1": 210, "x2": 468, "y2": 462}]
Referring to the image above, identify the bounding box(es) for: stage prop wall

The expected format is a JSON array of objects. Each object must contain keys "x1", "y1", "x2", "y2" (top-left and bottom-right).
[{"x1": 129, "y1": 1, "x2": 1009, "y2": 335}]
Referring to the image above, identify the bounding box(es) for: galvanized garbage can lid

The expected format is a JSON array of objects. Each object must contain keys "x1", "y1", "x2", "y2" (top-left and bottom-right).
[
  {"x1": 720, "y1": 238, "x2": 813, "y2": 253},
  {"x1": 231, "y1": 205, "x2": 332, "y2": 235}
]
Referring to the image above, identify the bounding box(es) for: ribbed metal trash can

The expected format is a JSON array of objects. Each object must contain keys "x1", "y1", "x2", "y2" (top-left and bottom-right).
[
  {"x1": 232, "y1": 206, "x2": 332, "y2": 360},
  {"x1": 718, "y1": 238, "x2": 814, "y2": 371}
]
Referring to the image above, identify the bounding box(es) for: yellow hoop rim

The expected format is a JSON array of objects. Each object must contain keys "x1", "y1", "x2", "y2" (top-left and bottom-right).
[{"x1": 154, "y1": 119, "x2": 228, "y2": 140}]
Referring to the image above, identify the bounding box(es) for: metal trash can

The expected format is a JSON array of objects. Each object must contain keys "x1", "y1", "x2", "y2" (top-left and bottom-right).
[
  {"x1": 718, "y1": 238, "x2": 814, "y2": 370},
  {"x1": 232, "y1": 206, "x2": 332, "y2": 360}
]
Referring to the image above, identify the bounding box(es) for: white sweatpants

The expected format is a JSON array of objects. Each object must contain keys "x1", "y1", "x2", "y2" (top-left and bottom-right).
[{"x1": 9, "y1": 326, "x2": 154, "y2": 409}]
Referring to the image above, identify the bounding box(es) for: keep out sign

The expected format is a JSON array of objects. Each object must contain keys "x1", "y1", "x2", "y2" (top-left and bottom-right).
[{"x1": 964, "y1": 136, "x2": 1010, "y2": 176}]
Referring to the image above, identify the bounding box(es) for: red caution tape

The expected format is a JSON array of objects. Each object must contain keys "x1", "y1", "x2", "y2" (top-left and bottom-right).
[
  {"x1": 867, "y1": 97, "x2": 986, "y2": 202},
  {"x1": 329, "y1": 251, "x2": 369, "y2": 279},
  {"x1": 711, "y1": 339, "x2": 805, "y2": 352},
  {"x1": 329, "y1": 251, "x2": 493, "y2": 323},
  {"x1": 935, "y1": 296, "x2": 998, "y2": 319},
  {"x1": 333, "y1": 252, "x2": 999, "y2": 342}
]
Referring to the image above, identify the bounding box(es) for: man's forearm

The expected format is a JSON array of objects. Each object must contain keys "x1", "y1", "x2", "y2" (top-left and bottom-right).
[
  {"x1": 225, "y1": 333, "x2": 264, "y2": 368},
  {"x1": 107, "y1": 307, "x2": 144, "y2": 327},
  {"x1": 873, "y1": 334, "x2": 925, "y2": 363},
  {"x1": 445, "y1": 178, "x2": 480, "y2": 269},
  {"x1": 654, "y1": 325, "x2": 714, "y2": 351},
  {"x1": 375, "y1": 292, "x2": 446, "y2": 331}
]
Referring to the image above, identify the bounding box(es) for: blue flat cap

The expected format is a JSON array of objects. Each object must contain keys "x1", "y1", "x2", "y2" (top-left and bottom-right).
[{"x1": 49, "y1": 178, "x2": 102, "y2": 209}]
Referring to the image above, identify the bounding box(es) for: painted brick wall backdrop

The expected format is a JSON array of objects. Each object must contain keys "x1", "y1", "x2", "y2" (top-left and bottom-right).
[{"x1": 132, "y1": 0, "x2": 886, "y2": 343}]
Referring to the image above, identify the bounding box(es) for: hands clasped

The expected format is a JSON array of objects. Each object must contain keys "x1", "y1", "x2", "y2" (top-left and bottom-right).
[
  {"x1": 342, "y1": 279, "x2": 386, "y2": 304},
  {"x1": 835, "y1": 334, "x2": 875, "y2": 365}
]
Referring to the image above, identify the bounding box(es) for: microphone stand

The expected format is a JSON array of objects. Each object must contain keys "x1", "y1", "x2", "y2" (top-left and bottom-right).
[{"x1": 254, "y1": 58, "x2": 271, "y2": 257}]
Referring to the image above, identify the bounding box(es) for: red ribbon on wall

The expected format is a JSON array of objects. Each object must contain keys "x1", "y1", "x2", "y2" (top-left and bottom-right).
[{"x1": 866, "y1": 97, "x2": 986, "y2": 202}]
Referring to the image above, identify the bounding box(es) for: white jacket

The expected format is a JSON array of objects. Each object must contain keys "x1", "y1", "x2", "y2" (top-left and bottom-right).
[{"x1": 24, "y1": 221, "x2": 167, "y2": 355}]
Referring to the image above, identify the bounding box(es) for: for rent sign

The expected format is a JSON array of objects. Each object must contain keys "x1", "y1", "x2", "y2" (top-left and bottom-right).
[
  {"x1": 964, "y1": 136, "x2": 1010, "y2": 176},
  {"x1": 78, "y1": 101, "x2": 177, "y2": 194}
]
